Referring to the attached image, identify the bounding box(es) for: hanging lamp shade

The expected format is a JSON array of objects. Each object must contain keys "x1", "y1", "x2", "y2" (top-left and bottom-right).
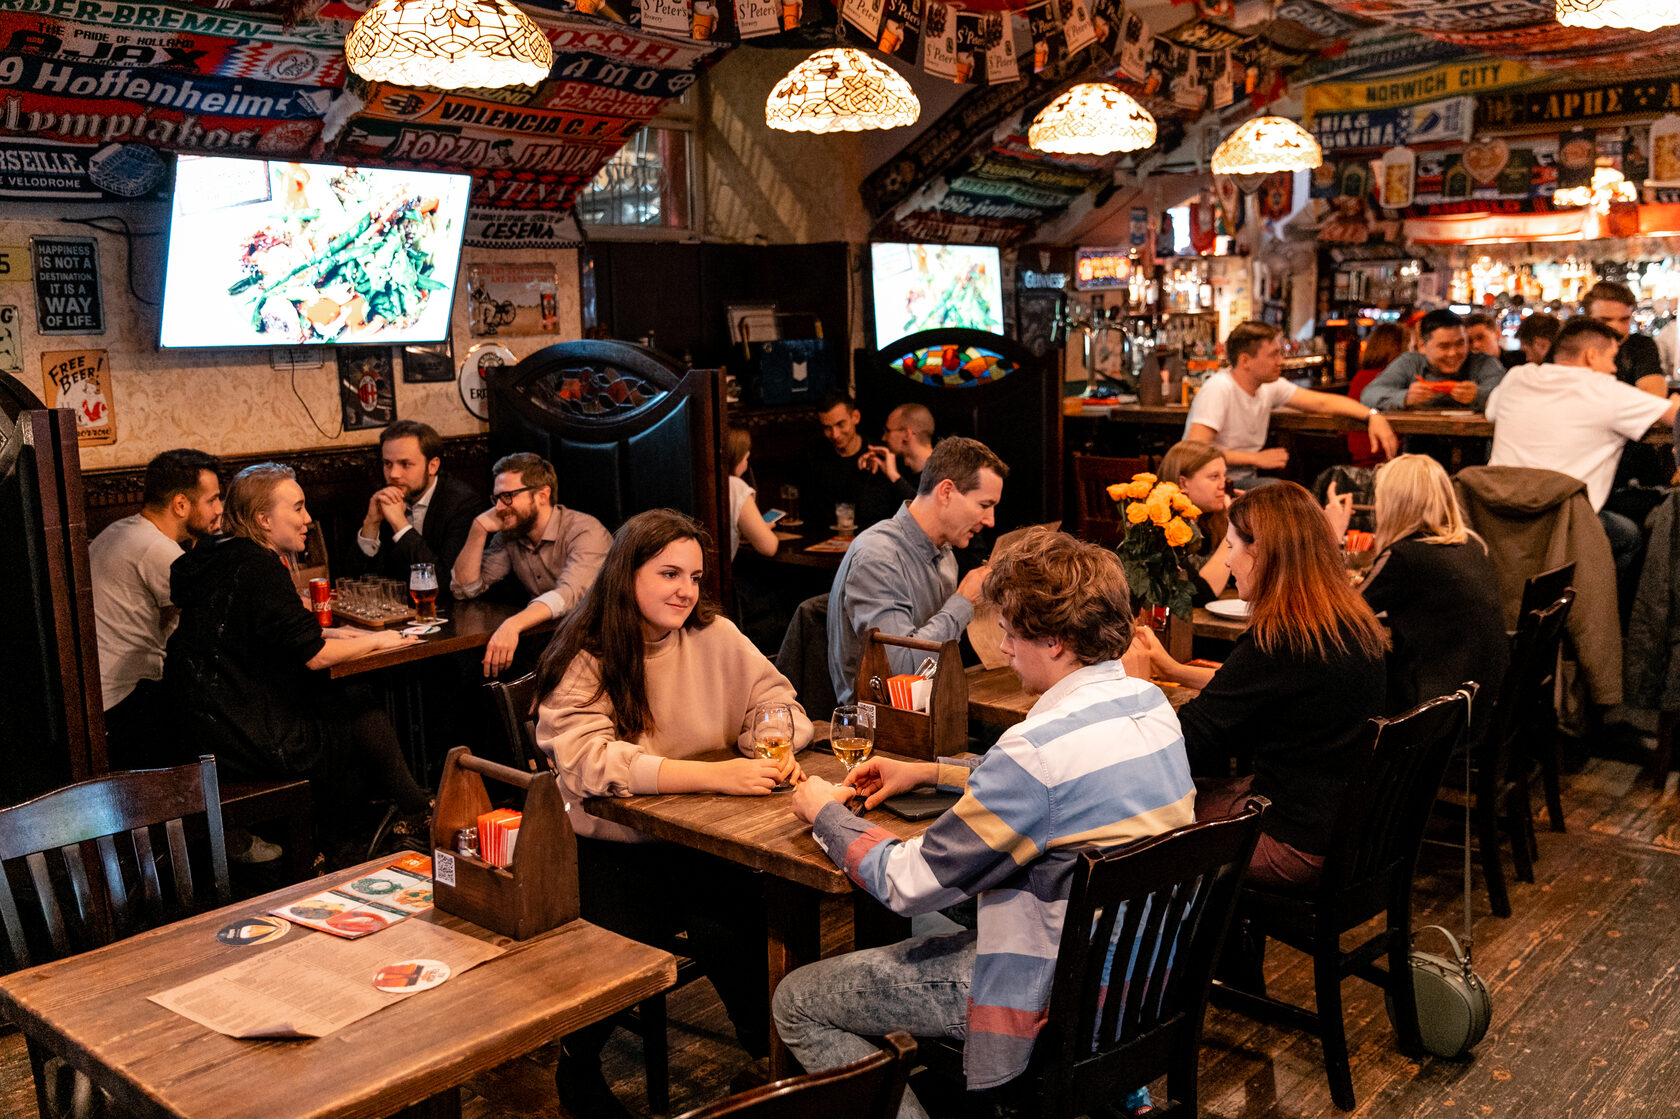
[
  {"x1": 345, "y1": 0, "x2": 553, "y2": 90},
  {"x1": 765, "y1": 48, "x2": 920, "y2": 134},
  {"x1": 1556, "y1": 0, "x2": 1680, "y2": 30},
  {"x1": 1211, "y1": 115, "x2": 1323, "y2": 176},
  {"x1": 1028, "y1": 83, "x2": 1156, "y2": 156}
]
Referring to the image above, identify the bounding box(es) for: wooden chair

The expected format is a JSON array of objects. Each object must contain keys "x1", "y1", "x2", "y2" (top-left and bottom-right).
[
  {"x1": 0, "y1": 756, "x2": 230, "y2": 1119},
  {"x1": 1517, "y1": 564, "x2": 1575, "y2": 832},
  {"x1": 1213, "y1": 690, "x2": 1472, "y2": 1112},
  {"x1": 487, "y1": 672, "x2": 543, "y2": 775},
  {"x1": 676, "y1": 1033, "x2": 916, "y2": 1119},
  {"x1": 918, "y1": 799, "x2": 1268, "y2": 1117},
  {"x1": 1071, "y1": 453, "x2": 1151, "y2": 546}
]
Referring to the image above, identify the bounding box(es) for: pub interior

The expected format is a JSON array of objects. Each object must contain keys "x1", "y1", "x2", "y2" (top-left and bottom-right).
[{"x1": 6, "y1": 0, "x2": 1680, "y2": 1115}]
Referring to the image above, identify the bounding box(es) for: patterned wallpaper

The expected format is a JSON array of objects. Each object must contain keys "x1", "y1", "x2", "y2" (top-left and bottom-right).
[{"x1": 1, "y1": 207, "x2": 580, "y2": 470}]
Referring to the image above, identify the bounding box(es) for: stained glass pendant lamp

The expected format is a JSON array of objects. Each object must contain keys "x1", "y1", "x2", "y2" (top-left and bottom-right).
[
  {"x1": 1028, "y1": 83, "x2": 1157, "y2": 155},
  {"x1": 1211, "y1": 115, "x2": 1323, "y2": 176},
  {"x1": 1556, "y1": 0, "x2": 1680, "y2": 30},
  {"x1": 765, "y1": 48, "x2": 921, "y2": 133},
  {"x1": 345, "y1": 0, "x2": 554, "y2": 90}
]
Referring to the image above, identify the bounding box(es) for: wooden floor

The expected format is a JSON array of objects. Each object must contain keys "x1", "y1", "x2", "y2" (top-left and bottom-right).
[{"x1": 3, "y1": 758, "x2": 1677, "y2": 1118}]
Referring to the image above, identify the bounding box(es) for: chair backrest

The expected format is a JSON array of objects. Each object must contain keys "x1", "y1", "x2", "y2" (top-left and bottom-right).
[
  {"x1": 675, "y1": 1032, "x2": 916, "y2": 1119},
  {"x1": 0, "y1": 756, "x2": 229, "y2": 971},
  {"x1": 1324, "y1": 690, "x2": 1472, "y2": 908},
  {"x1": 1038, "y1": 799, "x2": 1268, "y2": 1118},
  {"x1": 1072, "y1": 454, "x2": 1151, "y2": 546},
  {"x1": 487, "y1": 673, "x2": 543, "y2": 775},
  {"x1": 1484, "y1": 592, "x2": 1576, "y2": 772},
  {"x1": 1518, "y1": 563, "x2": 1575, "y2": 621}
]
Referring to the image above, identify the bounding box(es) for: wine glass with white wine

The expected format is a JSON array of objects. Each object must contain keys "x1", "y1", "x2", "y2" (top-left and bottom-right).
[
  {"x1": 830, "y1": 704, "x2": 874, "y2": 771},
  {"x1": 752, "y1": 702, "x2": 795, "y2": 790}
]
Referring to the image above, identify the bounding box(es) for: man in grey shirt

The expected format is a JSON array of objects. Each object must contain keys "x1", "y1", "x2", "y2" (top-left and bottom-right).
[
  {"x1": 1361, "y1": 308, "x2": 1505, "y2": 411},
  {"x1": 828, "y1": 437, "x2": 1007, "y2": 703}
]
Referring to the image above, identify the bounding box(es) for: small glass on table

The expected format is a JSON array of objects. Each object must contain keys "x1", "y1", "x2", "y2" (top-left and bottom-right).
[
  {"x1": 752, "y1": 702, "x2": 795, "y2": 790},
  {"x1": 830, "y1": 704, "x2": 874, "y2": 770}
]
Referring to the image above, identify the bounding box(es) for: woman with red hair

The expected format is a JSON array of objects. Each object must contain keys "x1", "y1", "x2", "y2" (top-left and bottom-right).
[{"x1": 1131, "y1": 482, "x2": 1387, "y2": 887}]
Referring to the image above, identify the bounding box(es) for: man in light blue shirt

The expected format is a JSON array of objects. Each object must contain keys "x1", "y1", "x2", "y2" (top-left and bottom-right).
[{"x1": 827, "y1": 437, "x2": 1007, "y2": 703}]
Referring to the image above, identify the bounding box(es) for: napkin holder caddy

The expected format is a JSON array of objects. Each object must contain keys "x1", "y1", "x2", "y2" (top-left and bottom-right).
[
  {"x1": 431, "y1": 746, "x2": 578, "y2": 940},
  {"x1": 855, "y1": 629, "x2": 967, "y2": 760}
]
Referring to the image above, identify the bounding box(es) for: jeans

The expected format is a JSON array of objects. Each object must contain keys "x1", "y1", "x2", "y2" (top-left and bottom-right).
[
  {"x1": 1599, "y1": 507, "x2": 1644, "y2": 575},
  {"x1": 772, "y1": 931, "x2": 976, "y2": 1119}
]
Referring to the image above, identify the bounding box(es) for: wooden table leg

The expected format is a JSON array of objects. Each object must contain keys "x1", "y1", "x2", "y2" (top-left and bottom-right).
[{"x1": 765, "y1": 877, "x2": 823, "y2": 1080}]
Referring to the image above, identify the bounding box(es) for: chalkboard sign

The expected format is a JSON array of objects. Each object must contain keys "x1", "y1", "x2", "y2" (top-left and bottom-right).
[{"x1": 29, "y1": 237, "x2": 103, "y2": 336}]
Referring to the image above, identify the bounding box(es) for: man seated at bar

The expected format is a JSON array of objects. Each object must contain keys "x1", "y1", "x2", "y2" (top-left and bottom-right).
[
  {"x1": 1504, "y1": 312, "x2": 1560, "y2": 369},
  {"x1": 1486, "y1": 317, "x2": 1680, "y2": 575},
  {"x1": 826, "y1": 437, "x2": 1004, "y2": 704},
  {"x1": 779, "y1": 528, "x2": 1195, "y2": 1119},
  {"x1": 1584, "y1": 280, "x2": 1666, "y2": 395},
  {"x1": 1186, "y1": 321, "x2": 1398, "y2": 486},
  {"x1": 343, "y1": 420, "x2": 480, "y2": 582},
  {"x1": 859, "y1": 402, "x2": 936, "y2": 518},
  {"x1": 451, "y1": 452, "x2": 611, "y2": 678},
  {"x1": 90, "y1": 448, "x2": 223, "y2": 771},
  {"x1": 1464, "y1": 312, "x2": 1504, "y2": 360},
  {"x1": 804, "y1": 393, "x2": 896, "y2": 531},
  {"x1": 1359, "y1": 309, "x2": 1505, "y2": 411}
]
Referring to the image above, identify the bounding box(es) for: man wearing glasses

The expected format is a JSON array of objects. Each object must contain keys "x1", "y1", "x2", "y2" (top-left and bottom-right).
[{"x1": 451, "y1": 452, "x2": 611, "y2": 677}]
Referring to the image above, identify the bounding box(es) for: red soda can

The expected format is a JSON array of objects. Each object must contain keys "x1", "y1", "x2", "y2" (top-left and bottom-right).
[{"x1": 308, "y1": 578, "x2": 332, "y2": 626}]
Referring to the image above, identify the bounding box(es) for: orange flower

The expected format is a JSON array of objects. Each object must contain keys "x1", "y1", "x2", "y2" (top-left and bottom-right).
[
  {"x1": 1152, "y1": 481, "x2": 1180, "y2": 498},
  {"x1": 1170, "y1": 493, "x2": 1191, "y2": 512},
  {"x1": 1106, "y1": 482, "x2": 1128, "y2": 502},
  {"x1": 1127, "y1": 480, "x2": 1152, "y2": 499},
  {"x1": 1126, "y1": 502, "x2": 1150, "y2": 524},
  {"x1": 1131, "y1": 472, "x2": 1157, "y2": 486},
  {"x1": 1164, "y1": 517, "x2": 1193, "y2": 547},
  {"x1": 1185, "y1": 503, "x2": 1202, "y2": 519},
  {"x1": 1148, "y1": 501, "x2": 1172, "y2": 526}
]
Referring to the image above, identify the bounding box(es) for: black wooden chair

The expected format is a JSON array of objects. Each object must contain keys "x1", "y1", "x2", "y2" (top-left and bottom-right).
[
  {"x1": 1517, "y1": 564, "x2": 1575, "y2": 833},
  {"x1": 1212, "y1": 690, "x2": 1472, "y2": 1112},
  {"x1": 487, "y1": 672, "x2": 543, "y2": 776},
  {"x1": 1071, "y1": 453, "x2": 1151, "y2": 546},
  {"x1": 0, "y1": 756, "x2": 230, "y2": 1119},
  {"x1": 918, "y1": 798, "x2": 1268, "y2": 1117},
  {"x1": 676, "y1": 1033, "x2": 916, "y2": 1119}
]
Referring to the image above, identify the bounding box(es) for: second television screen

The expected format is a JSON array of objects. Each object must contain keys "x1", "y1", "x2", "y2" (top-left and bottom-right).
[{"x1": 870, "y1": 242, "x2": 1003, "y2": 344}]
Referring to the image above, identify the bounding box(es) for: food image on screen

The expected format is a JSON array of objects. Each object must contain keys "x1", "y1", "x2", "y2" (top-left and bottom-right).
[
  {"x1": 159, "y1": 156, "x2": 471, "y2": 349},
  {"x1": 870, "y1": 242, "x2": 1004, "y2": 343}
]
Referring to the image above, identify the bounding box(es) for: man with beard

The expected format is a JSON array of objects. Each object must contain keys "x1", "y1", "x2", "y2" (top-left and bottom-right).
[
  {"x1": 451, "y1": 453, "x2": 612, "y2": 677},
  {"x1": 344, "y1": 420, "x2": 480, "y2": 580},
  {"x1": 90, "y1": 448, "x2": 223, "y2": 770},
  {"x1": 804, "y1": 393, "x2": 896, "y2": 532}
]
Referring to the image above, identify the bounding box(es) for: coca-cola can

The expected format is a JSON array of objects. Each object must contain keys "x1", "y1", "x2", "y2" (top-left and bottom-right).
[{"x1": 308, "y1": 578, "x2": 332, "y2": 626}]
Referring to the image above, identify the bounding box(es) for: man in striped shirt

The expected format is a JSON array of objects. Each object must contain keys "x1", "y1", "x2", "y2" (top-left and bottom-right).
[{"x1": 781, "y1": 529, "x2": 1195, "y2": 1117}]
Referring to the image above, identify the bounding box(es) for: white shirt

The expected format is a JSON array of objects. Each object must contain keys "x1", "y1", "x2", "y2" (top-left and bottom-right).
[
  {"x1": 1658, "y1": 320, "x2": 1678, "y2": 379},
  {"x1": 727, "y1": 474, "x2": 752, "y2": 560},
  {"x1": 1184, "y1": 370, "x2": 1298, "y2": 461},
  {"x1": 357, "y1": 476, "x2": 438, "y2": 556},
  {"x1": 1487, "y1": 362, "x2": 1672, "y2": 512},
  {"x1": 88, "y1": 514, "x2": 185, "y2": 708}
]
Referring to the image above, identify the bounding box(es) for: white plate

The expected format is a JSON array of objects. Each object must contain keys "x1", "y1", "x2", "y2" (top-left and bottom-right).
[{"x1": 1205, "y1": 599, "x2": 1250, "y2": 620}]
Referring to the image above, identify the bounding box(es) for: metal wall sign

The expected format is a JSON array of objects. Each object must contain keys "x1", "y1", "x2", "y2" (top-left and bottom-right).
[{"x1": 29, "y1": 236, "x2": 102, "y2": 335}]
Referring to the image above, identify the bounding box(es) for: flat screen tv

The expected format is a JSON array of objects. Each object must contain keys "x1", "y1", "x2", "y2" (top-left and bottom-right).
[
  {"x1": 159, "y1": 155, "x2": 472, "y2": 349},
  {"x1": 869, "y1": 242, "x2": 1004, "y2": 345}
]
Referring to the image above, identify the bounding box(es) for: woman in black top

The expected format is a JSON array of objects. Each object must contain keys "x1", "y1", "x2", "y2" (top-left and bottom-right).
[
  {"x1": 1360, "y1": 454, "x2": 1508, "y2": 733},
  {"x1": 1131, "y1": 482, "x2": 1387, "y2": 888},
  {"x1": 1158, "y1": 440, "x2": 1232, "y2": 607},
  {"x1": 164, "y1": 463, "x2": 431, "y2": 837}
]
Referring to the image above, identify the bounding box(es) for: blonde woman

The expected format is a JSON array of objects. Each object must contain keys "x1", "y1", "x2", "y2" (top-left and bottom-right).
[
  {"x1": 1157, "y1": 439, "x2": 1232, "y2": 605},
  {"x1": 1360, "y1": 454, "x2": 1508, "y2": 721}
]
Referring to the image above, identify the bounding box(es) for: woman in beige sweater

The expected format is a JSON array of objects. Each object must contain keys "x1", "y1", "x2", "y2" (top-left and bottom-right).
[{"x1": 534, "y1": 509, "x2": 811, "y2": 1115}]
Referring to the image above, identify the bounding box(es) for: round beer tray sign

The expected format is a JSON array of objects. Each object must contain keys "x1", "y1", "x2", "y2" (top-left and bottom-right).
[
  {"x1": 459, "y1": 343, "x2": 514, "y2": 420},
  {"x1": 217, "y1": 916, "x2": 291, "y2": 946},
  {"x1": 373, "y1": 959, "x2": 451, "y2": 993}
]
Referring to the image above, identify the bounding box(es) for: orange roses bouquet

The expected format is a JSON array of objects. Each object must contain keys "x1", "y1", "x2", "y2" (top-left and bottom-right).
[{"x1": 1105, "y1": 471, "x2": 1203, "y2": 620}]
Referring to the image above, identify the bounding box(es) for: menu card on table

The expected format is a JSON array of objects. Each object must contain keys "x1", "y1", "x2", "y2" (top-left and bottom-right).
[{"x1": 268, "y1": 852, "x2": 434, "y2": 939}]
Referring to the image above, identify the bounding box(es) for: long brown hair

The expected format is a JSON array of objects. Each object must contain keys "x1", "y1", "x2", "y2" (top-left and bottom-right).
[
  {"x1": 533, "y1": 509, "x2": 718, "y2": 740},
  {"x1": 1227, "y1": 483, "x2": 1386, "y2": 661},
  {"x1": 1158, "y1": 439, "x2": 1228, "y2": 556},
  {"x1": 1359, "y1": 323, "x2": 1406, "y2": 373}
]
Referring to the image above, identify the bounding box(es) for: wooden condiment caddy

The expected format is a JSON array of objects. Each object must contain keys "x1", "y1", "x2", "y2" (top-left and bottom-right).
[
  {"x1": 854, "y1": 629, "x2": 967, "y2": 760},
  {"x1": 430, "y1": 746, "x2": 578, "y2": 940}
]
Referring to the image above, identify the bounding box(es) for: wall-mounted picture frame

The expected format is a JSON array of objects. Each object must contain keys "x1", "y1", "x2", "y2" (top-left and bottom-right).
[
  {"x1": 402, "y1": 336, "x2": 455, "y2": 383},
  {"x1": 726, "y1": 302, "x2": 780, "y2": 347}
]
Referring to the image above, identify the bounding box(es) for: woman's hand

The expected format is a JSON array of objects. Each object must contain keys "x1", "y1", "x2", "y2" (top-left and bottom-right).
[
  {"x1": 842, "y1": 757, "x2": 934, "y2": 811},
  {"x1": 710, "y1": 757, "x2": 783, "y2": 796},
  {"x1": 370, "y1": 630, "x2": 420, "y2": 650},
  {"x1": 1323, "y1": 480, "x2": 1353, "y2": 542},
  {"x1": 790, "y1": 775, "x2": 854, "y2": 823},
  {"x1": 1127, "y1": 625, "x2": 1178, "y2": 678},
  {"x1": 778, "y1": 752, "x2": 805, "y2": 787}
]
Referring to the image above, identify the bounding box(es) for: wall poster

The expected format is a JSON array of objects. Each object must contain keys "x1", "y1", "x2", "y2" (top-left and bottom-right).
[{"x1": 40, "y1": 348, "x2": 115, "y2": 445}]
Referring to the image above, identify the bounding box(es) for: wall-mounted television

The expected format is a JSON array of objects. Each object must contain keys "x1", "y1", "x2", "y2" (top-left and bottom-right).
[
  {"x1": 159, "y1": 156, "x2": 472, "y2": 349},
  {"x1": 869, "y1": 242, "x2": 1004, "y2": 345}
]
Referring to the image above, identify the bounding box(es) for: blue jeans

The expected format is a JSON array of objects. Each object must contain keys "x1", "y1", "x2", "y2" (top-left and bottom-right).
[
  {"x1": 1599, "y1": 507, "x2": 1643, "y2": 575},
  {"x1": 772, "y1": 931, "x2": 976, "y2": 1119}
]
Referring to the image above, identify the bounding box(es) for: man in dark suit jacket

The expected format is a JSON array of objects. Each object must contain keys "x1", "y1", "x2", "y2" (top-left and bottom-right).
[{"x1": 342, "y1": 420, "x2": 480, "y2": 581}]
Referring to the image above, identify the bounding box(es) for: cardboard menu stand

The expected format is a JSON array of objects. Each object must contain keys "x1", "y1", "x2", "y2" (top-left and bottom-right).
[
  {"x1": 430, "y1": 747, "x2": 578, "y2": 941},
  {"x1": 854, "y1": 629, "x2": 967, "y2": 760}
]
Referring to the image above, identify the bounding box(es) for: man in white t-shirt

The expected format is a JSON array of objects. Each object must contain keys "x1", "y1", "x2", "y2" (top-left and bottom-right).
[
  {"x1": 1186, "y1": 321, "x2": 1398, "y2": 485},
  {"x1": 1487, "y1": 316, "x2": 1680, "y2": 573},
  {"x1": 88, "y1": 448, "x2": 223, "y2": 769}
]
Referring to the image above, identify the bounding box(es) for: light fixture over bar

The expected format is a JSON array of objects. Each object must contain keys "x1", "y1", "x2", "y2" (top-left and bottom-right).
[
  {"x1": 1028, "y1": 83, "x2": 1157, "y2": 156},
  {"x1": 345, "y1": 0, "x2": 553, "y2": 90},
  {"x1": 765, "y1": 48, "x2": 921, "y2": 134},
  {"x1": 1210, "y1": 115, "x2": 1323, "y2": 176}
]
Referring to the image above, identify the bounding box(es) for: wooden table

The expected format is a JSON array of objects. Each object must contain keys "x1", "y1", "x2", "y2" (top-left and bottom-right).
[
  {"x1": 1097, "y1": 401, "x2": 1675, "y2": 444},
  {"x1": 585, "y1": 749, "x2": 931, "y2": 1079},
  {"x1": 0, "y1": 859, "x2": 676, "y2": 1119},
  {"x1": 1192, "y1": 604, "x2": 1248, "y2": 642},
  {"x1": 964, "y1": 665, "x2": 1199, "y2": 728},
  {"x1": 762, "y1": 525, "x2": 852, "y2": 572},
  {"x1": 330, "y1": 598, "x2": 548, "y2": 679}
]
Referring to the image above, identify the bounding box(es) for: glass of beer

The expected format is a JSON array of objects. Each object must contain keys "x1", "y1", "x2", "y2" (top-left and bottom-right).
[
  {"x1": 753, "y1": 702, "x2": 795, "y2": 789},
  {"x1": 830, "y1": 704, "x2": 874, "y2": 771},
  {"x1": 409, "y1": 563, "x2": 438, "y2": 621}
]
